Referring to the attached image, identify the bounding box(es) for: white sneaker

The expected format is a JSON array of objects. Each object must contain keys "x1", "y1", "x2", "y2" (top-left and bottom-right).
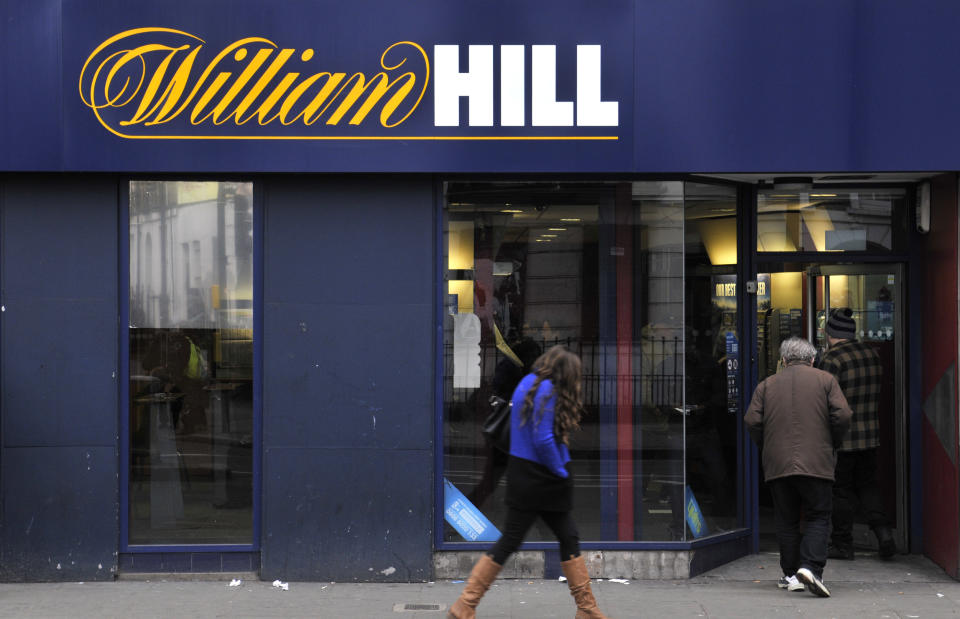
[
  {"x1": 777, "y1": 575, "x2": 805, "y2": 592},
  {"x1": 796, "y1": 567, "x2": 830, "y2": 598}
]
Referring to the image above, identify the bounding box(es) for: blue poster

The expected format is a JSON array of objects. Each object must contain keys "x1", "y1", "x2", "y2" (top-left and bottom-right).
[
  {"x1": 443, "y1": 478, "x2": 501, "y2": 542},
  {"x1": 685, "y1": 485, "x2": 709, "y2": 539},
  {"x1": 725, "y1": 331, "x2": 739, "y2": 415}
]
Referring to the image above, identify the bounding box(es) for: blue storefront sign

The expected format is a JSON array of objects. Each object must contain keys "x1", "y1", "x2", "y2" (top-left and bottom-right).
[
  {"x1": 7, "y1": 1, "x2": 960, "y2": 173},
  {"x1": 38, "y1": 0, "x2": 633, "y2": 173},
  {"x1": 443, "y1": 479, "x2": 501, "y2": 542}
]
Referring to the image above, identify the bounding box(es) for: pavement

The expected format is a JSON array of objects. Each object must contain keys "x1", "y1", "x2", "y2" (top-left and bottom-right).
[{"x1": 0, "y1": 551, "x2": 958, "y2": 618}]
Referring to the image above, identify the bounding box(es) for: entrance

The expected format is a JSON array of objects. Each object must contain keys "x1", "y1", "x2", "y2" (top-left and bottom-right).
[{"x1": 755, "y1": 263, "x2": 907, "y2": 553}]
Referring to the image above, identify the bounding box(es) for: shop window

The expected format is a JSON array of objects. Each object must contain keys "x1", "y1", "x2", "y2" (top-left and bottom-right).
[
  {"x1": 128, "y1": 180, "x2": 254, "y2": 546},
  {"x1": 757, "y1": 188, "x2": 906, "y2": 253},
  {"x1": 442, "y1": 180, "x2": 740, "y2": 543}
]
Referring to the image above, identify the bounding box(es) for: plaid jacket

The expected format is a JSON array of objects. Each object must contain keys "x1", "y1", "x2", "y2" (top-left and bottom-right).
[{"x1": 818, "y1": 340, "x2": 882, "y2": 451}]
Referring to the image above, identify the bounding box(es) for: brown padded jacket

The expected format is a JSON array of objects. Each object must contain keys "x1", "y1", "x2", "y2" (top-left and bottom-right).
[{"x1": 744, "y1": 361, "x2": 853, "y2": 482}]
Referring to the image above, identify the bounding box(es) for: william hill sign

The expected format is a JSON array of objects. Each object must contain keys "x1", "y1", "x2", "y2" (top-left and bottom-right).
[{"x1": 79, "y1": 27, "x2": 620, "y2": 141}]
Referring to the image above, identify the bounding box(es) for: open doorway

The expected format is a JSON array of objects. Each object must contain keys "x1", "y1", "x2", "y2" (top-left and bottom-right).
[{"x1": 755, "y1": 263, "x2": 907, "y2": 556}]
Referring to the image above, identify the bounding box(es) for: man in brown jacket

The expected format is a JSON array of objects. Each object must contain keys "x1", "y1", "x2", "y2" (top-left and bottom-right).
[{"x1": 745, "y1": 337, "x2": 853, "y2": 598}]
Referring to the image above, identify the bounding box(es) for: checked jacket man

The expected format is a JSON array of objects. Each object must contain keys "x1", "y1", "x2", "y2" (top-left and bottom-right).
[
  {"x1": 818, "y1": 340, "x2": 881, "y2": 451},
  {"x1": 818, "y1": 321, "x2": 895, "y2": 559}
]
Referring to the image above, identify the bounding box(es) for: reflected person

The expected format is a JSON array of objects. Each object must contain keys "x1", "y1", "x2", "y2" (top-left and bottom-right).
[{"x1": 467, "y1": 338, "x2": 541, "y2": 509}]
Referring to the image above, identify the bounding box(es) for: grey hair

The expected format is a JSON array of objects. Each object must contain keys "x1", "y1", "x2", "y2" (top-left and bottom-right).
[{"x1": 780, "y1": 337, "x2": 816, "y2": 363}]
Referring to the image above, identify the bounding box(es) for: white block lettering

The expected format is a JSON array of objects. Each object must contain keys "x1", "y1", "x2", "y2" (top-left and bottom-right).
[
  {"x1": 434, "y1": 45, "x2": 493, "y2": 127},
  {"x1": 500, "y1": 45, "x2": 525, "y2": 127},
  {"x1": 576, "y1": 45, "x2": 618, "y2": 126},
  {"x1": 531, "y1": 45, "x2": 573, "y2": 126}
]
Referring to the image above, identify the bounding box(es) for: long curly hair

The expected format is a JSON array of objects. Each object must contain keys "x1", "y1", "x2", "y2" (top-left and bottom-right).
[{"x1": 519, "y1": 345, "x2": 584, "y2": 445}]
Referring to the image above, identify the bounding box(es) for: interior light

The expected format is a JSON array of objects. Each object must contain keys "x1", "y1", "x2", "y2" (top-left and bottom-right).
[
  {"x1": 560, "y1": 218, "x2": 581, "y2": 222},
  {"x1": 541, "y1": 234, "x2": 558, "y2": 238},
  {"x1": 501, "y1": 209, "x2": 523, "y2": 213},
  {"x1": 810, "y1": 193, "x2": 838, "y2": 198},
  {"x1": 548, "y1": 228, "x2": 567, "y2": 231}
]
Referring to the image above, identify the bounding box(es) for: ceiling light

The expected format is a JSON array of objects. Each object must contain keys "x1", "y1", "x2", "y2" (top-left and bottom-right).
[{"x1": 772, "y1": 177, "x2": 813, "y2": 191}]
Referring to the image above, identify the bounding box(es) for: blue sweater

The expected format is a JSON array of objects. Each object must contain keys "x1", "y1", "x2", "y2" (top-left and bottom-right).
[{"x1": 509, "y1": 374, "x2": 571, "y2": 478}]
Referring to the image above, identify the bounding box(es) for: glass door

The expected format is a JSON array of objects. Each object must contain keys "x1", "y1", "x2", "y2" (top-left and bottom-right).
[
  {"x1": 754, "y1": 263, "x2": 906, "y2": 554},
  {"x1": 807, "y1": 264, "x2": 906, "y2": 553}
]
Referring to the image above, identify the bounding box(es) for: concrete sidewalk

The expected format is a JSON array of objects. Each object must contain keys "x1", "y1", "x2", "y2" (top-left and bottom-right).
[{"x1": 0, "y1": 552, "x2": 957, "y2": 618}]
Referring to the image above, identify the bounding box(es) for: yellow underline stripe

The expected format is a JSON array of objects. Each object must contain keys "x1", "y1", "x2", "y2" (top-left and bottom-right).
[{"x1": 111, "y1": 135, "x2": 619, "y2": 141}]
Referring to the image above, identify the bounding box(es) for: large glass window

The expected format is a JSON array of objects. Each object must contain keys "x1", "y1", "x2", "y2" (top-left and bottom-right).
[
  {"x1": 757, "y1": 188, "x2": 906, "y2": 253},
  {"x1": 128, "y1": 180, "x2": 254, "y2": 545},
  {"x1": 442, "y1": 180, "x2": 739, "y2": 543}
]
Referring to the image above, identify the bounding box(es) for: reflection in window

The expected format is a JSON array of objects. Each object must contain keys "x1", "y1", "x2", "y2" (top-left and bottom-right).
[
  {"x1": 757, "y1": 188, "x2": 905, "y2": 252},
  {"x1": 128, "y1": 181, "x2": 254, "y2": 545},
  {"x1": 442, "y1": 181, "x2": 741, "y2": 543},
  {"x1": 684, "y1": 182, "x2": 740, "y2": 536}
]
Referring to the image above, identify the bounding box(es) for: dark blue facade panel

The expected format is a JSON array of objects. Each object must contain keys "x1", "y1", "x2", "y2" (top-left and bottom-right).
[
  {"x1": 2, "y1": 298, "x2": 117, "y2": 447},
  {"x1": 0, "y1": 445, "x2": 117, "y2": 582},
  {"x1": 261, "y1": 176, "x2": 433, "y2": 580},
  {"x1": 263, "y1": 177, "x2": 434, "y2": 306},
  {"x1": 264, "y1": 302, "x2": 432, "y2": 450},
  {"x1": 633, "y1": 0, "x2": 859, "y2": 172},
  {"x1": 0, "y1": 175, "x2": 120, "y2": 581},
  {"x1": 261, "y1": 447, "x2": 432, "y2": 581},
  {"x1": 0, "y1": 1, "x2": 63, "y2": 170}
]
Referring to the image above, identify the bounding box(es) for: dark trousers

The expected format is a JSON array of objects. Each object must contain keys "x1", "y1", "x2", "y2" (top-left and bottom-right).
[
  {"x1": 489, "y1": 507, "x2": 580, "y2": 565},
  {"x1": 832, "y1": 448, "x2": 888, "y2": 548},
  {"x1": 466, "y1": 447, "x2": 509, "y2": 509},
  {"x1": 769, "y1": 475, "x2": 833, "y2": 579}
]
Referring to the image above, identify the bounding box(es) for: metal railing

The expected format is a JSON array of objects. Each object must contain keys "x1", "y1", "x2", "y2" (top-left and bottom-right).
[{"x1": 443, "y1": 335, "x2": 683, "y2": 410}]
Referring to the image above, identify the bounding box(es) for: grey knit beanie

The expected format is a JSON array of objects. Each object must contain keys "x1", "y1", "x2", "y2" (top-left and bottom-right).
[{"x1": 825, "y1": 307, "x2": 856, "y2": 339}]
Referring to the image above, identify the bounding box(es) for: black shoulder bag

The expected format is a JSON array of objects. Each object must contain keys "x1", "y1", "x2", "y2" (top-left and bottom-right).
[{"x1": 482, "y1": 395, "x2": 511, "y2": 453}]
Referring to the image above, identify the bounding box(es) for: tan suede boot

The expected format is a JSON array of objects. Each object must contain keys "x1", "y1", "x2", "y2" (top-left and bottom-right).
[
  {"x1": 448, "y1": 554, "x2": 502, "y2": 619},
  {"x1": 561, "y1": 555, "x2": 610, "y2": 619}
]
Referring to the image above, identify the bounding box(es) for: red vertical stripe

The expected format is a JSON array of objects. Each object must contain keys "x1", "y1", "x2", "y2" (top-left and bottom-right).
[{"x1": 615, "y1": 187, "x2": 634, "y2": 540}]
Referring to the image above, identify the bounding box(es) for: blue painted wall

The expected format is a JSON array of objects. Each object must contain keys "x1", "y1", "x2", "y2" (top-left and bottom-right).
[
  {"x1": 6, "y1": 1, "x2": 960, "y2": 172},
  {"x1": 260, "y1": 176, "x2": 435, "y2": 581},
  {"x1": 0, "y1": 175, "x2": 119, "y2": 581}
]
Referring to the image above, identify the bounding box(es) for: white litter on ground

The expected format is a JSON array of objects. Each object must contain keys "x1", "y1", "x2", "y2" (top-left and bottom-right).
[
  {"x1": 609, "y1": 578, "x2": 630, "y2": 584},
  {"x1": 228, "y1": 579, "x2": 241, "y2": 587},
  {"x1": 272, "y1": 579, "x2": 289, "y2": 591},
  {"x1": 559, "y1": 576, "x2": 567, "y2": 582}
]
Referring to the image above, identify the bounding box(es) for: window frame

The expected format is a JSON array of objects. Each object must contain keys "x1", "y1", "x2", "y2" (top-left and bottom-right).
[
  {"x1": 119, "y1": 175, "x2": 263, "y2": 553},
  {"x1": 432, "y1": 174, "x2": 754, "y2": 552}
]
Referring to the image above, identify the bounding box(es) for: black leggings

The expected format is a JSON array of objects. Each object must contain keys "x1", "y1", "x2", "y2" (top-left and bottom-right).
[{"x1": 489, "y1": 507, "x2": 580, "y2": 565}]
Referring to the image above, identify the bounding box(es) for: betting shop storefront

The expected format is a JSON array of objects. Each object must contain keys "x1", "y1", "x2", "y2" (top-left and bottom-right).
[{"x1": 2, "y1": 0, "x2": 960, "y2": 583}]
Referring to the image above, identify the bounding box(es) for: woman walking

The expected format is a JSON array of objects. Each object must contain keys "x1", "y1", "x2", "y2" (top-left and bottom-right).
[{"x1": 448, "y1": 346, "x2": 609, "y2": 618}]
